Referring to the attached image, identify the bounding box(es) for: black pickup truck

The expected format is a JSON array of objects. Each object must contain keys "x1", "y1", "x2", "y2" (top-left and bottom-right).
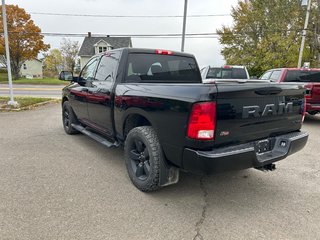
[{"x1": 60, "y1": 48, "x2": 308, "y2": 192}]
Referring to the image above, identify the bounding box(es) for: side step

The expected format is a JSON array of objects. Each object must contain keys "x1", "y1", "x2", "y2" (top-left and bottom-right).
[{"x1": 71, "y1": 124, "x2": 120, "y2": 148}]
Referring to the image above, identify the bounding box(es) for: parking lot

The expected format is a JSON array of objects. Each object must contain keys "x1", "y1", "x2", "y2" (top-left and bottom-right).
[{"x1": 0, "y1": 103, "x2": 319, "y2": 240}]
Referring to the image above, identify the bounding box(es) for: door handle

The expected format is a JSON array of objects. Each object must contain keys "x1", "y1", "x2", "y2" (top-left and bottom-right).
[{"x1": 70, "y1": 89, "x2": 87, "y2": 98}]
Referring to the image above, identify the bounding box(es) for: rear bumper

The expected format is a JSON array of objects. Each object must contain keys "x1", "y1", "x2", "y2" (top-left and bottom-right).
[{"x1": 182, "y1": 131, "x2": 308, "y2": 174}]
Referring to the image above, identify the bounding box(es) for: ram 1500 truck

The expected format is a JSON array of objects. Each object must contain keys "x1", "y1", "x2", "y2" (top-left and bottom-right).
[{"x1": 60, "y1": 48, "x2": 308, "y2": 192}]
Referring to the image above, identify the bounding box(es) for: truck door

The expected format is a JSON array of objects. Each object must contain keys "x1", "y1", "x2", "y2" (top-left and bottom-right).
[
  {"x1": 86, "y1": 51, "x2": 121, "y2": 136},
  {"x1": 69, "y1": 56, "x2": 99, "y2": 121}
]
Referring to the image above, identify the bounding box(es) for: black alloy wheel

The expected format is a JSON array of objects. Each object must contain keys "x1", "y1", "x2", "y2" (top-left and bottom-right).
[
  {"x1": 62, "y1": 101, "x2": 79, "y2": 135},
  {"x1": 63, "y1": 107, "x2": 70, "y2": 131},
  {"x1": 129, "y1": 138, "x2": 151, "y2": 181},
  {"x1": 124, "y1": 126, "x2": 161, "y2": 192}
]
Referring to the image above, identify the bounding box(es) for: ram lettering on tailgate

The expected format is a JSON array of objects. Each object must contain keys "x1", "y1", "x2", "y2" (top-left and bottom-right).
[{"x1": 242, "y1": 102, "x2": 293, "y2": 118}]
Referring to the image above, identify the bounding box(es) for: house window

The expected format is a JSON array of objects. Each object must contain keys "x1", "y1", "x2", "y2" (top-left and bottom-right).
[
  {"x1": 99, "y1": 46, "x2": 107, "y2": 53},
  {"x1": 23, "y1": 63, "x2": 27, "y2": 69}
]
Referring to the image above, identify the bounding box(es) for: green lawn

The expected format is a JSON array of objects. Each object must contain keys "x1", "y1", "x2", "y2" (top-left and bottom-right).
[
  {"x1": 0, "y1": 72, "x2": 68, "y2": 85},
  {"x1": 0, "y1": 96, "x2": 53, "y2": 109}
]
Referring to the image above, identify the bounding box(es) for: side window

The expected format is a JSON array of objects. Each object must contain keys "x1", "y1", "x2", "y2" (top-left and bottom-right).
[
  {"x1": 260, "y1": 71, "x2": 272, "y2": 80},
  {"x1": 269, "y1": 70, "x2": 282, "y2": 82},
  {"x1": 200, "y1": 67, "x2": 206, "y2": 79},
  {"x1": 95, "y1": 51, "x2": 120, "y2": 81},
  {"x1": 80, "y1": 57, "x2": 99, "y2": 81}
]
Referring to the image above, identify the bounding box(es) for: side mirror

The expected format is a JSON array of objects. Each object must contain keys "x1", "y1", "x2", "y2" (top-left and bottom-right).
[{"x1": 59, "y1": 71, "x2": 74, "y2": 81}]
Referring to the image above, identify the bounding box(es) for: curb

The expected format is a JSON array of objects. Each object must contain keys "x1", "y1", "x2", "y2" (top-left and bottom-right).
[{"x1": 0, "y1": 99, "x2": 61, "y2": 112}]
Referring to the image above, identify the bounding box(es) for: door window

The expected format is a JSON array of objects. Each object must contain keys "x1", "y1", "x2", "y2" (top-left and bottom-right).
[
  {"x1": 80, "y1": 57, "x2": 99, "y2": 81},
  {"x1": 269, "y1": 70, "x2": 282, "y2": 82},
  {"x1": 95, "y1": 51, "x2": 120, "y2": 82},
  {"x1": 260, "y1": 71, "x2": 272, "y2": 80}
]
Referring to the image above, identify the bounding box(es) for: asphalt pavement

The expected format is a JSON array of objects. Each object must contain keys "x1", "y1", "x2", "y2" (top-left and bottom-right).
[
  {"x1": 0, "y1": 84, "x2": 64, "y2": 98},
  {"x1": 0, "y1": 103, "x2": 319, "y2": 240}
]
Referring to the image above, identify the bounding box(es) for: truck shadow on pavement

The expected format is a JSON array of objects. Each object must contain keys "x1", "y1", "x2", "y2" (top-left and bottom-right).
[
  {"x1": 304, "y1": 114, "x2": 320, "y2": 126},
  {"x1": 73, "y1": 130, "x2": 290, "y2": 192},
  {"x1": 73, "y1": 131, "x2": 288, "y2": 210}
]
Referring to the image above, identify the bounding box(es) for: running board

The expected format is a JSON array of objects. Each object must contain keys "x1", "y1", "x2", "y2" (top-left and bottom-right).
[{"x1": 71, "y1": 124, "x2": 120, "y2": 148}]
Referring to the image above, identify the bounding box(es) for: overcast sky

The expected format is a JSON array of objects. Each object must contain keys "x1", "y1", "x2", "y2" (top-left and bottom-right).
[{"x1": 6, "y1": 0, "x2": 238, "y2": 67}]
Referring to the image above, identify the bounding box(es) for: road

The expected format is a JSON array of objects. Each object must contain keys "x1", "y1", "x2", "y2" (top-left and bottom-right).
[
  {"x1": 0, "y1": 103, "x2": 319, "y2": 240},
  {"x1": 0, "y1": 84, "x2": 64, "y2": 98}
]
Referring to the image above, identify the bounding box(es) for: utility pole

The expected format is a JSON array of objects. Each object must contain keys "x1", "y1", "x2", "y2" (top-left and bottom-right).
[
  {"x1": 1, "y1": 0, "x2": 17, "y2": 106},
  {"x1": 298, "y1": 0, "x2": 312, "y2": 68},
  {"x1": 317, "y1": 0, "x2": 320, "y2": 67},
  {"x1": 181, "y1": 0, "x2": 188, "y2": 52}
]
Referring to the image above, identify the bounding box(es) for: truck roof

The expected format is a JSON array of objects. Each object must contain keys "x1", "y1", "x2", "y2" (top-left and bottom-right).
[
  {"x1": 119, "y1": 47, "x2": 195, "y2": 58},
  {"x1": 271, "y1": 68, "x2": 320, "y2": 71}
]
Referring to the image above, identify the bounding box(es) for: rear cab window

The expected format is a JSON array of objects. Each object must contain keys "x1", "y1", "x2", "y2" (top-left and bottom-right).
[
  {"x1": 284, "y1": 70, "x2": 320, "y2": 82},
  {"x1": 206, "y1": 67, "x2": 248, "y2": 79},
  {"x1": 125, "y1": 53, "x2": 201, "y2": 83}
]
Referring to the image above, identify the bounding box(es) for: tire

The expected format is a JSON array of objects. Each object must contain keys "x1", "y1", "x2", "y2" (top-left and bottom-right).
[
  {"x1": 124, "y1": 126, "x2": 162, "y2": 192},
  {"x1": 62, "y1": 101, "x2": 79, "y2": 135}
]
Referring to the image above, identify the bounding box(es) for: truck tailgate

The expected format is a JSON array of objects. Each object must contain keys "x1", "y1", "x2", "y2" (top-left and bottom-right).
[{"x1": 214, "y1": 83, "x2": 305, "y2": 146}]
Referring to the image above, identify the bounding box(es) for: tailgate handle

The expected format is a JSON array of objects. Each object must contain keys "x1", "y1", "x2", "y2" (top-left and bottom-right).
[{"x1": 255, "y1": 88, "x2": 282, "y2": 95}]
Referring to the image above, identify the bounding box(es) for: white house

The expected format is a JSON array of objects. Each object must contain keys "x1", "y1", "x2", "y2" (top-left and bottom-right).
[
  {"x1": 78, "y1": 33, "x2": 132, "y2": 69},
  {"x1": 20, "y1": 59, "x2": 43, "y2": 79}
]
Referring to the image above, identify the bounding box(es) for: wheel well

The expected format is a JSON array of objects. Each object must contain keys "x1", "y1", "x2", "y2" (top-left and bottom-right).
[
  {"x1": 62, "y1": 97, "x2": 68, "y2": 105},
  {"x1": 124, "y1": 114, "x2": 152, "y2": 139}
]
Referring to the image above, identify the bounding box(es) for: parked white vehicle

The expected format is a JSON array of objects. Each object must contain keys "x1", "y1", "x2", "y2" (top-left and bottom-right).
[{"x1": 201, "y1": 65, "x2": 250, "y2": 83}]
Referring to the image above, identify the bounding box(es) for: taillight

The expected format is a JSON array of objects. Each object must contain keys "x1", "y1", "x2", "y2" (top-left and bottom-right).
[
  {"x1": 304, "y1": 84, "x2": 312, "y2": 99},
  {"x1": 187, "y1": 102, "x2": 216, "y2": 140},
  {"x1": 305, "y1": 88, "x2": 312, "y2": 99},
  {"x1": 302, "y1": 97, "x2": 307, "y2": 123},
  {"x1": 155, "y1": 49, "x2": 173, "y2": 55}
]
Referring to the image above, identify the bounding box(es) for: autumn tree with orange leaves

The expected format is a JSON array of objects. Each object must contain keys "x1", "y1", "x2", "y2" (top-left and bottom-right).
[{"x1": 0, "y1": 5, "x2": 49, "y2": 79}]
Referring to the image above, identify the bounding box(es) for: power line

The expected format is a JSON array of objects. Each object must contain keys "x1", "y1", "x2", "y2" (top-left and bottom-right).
[
  {"x1": 0, "y1": 29, "x2": 309, "y2": 39},
  {"x1": 29, "y1": 12, "x2": 231, "y2": 18},
  {"x1": 0, "y1": 32, "x2": 221, "y2": 38},
  {"x1": 44, "y1": 32, "x2": 221, "y2": 37}
]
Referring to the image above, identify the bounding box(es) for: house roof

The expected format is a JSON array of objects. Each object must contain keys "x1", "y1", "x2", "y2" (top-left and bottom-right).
[
  {"x1": 23, "y1": 59, "x2": 43, "y2": 64},
  {"x1": 78, "y1": 37, "x2": 132, "y2": 56},
  {"x1": 93, "y1": 39, "x2": 112, "y2": 47}
]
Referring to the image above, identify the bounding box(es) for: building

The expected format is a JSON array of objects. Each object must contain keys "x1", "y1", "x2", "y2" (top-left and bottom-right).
[
  {"x1": 20, "y1": 59, "x2": 43, "y2": 79},
  {"x1": 78, "y1": 32, "x2": 132, "y2": 69}
]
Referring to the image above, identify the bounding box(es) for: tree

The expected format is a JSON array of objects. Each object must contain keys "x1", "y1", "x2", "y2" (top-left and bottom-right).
[
  {"x1": 60, "y1": 38, "x2": 79, "y2": 73},
  {"x1": 312, "y1": 0, "x2": 320, "y2": 67},
  {"x1": 0, "y1": 5, "x2": 49, "y2": 79},
  {"x1": 43, "y1": 49, "x2": 63, "y2": 78},
  {"x1": 217, "y1": 0, "x2": 320, "y2": 76}
]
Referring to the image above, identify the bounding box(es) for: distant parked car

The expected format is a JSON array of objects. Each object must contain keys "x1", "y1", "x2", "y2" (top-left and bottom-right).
[
  {"x1": 201, "y1": 65, "x2": 250, "y2": 82},
  {"x1": 260, "y1": 68, "x2": 320, "y2": 115}
]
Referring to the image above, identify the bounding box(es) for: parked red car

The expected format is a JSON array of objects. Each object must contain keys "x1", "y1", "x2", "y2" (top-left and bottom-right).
[{"x1": 260, "y1": 68, "x2": 320, "y2": 115}]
